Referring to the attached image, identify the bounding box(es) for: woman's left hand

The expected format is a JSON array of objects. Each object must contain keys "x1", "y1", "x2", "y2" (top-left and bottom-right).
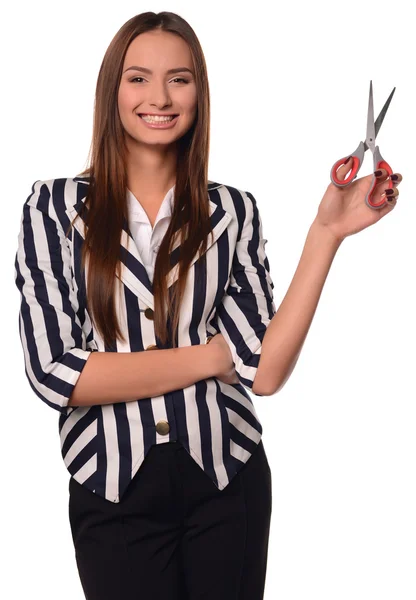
[{"x1": 315, "y1": 159, "x2": 402, "y2": 242}]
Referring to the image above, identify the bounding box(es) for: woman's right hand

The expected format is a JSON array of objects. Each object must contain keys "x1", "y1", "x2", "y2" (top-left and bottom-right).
[{"x1": 207, "y1": 333, "x2": 240, "y2": 385}]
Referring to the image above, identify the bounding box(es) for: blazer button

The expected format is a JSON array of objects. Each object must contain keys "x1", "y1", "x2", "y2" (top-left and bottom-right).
[
  {"x1": 145, "y1": 344, "x2": 158, "y2": 350},
  {"x1": 156, "y1": 420, "x2": 170, "y2": 435},
  {"x1": 144, "y1": 308, "x2": 154, "y2": 320}
]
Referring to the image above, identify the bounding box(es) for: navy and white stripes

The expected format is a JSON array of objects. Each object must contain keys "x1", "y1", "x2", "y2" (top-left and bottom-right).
[
  {"x1": 15, "y1": 180, "x2": 94, "y2": 415},
  {"x1": 14, "y1": 176, "x2": 276, "y2": 503}
]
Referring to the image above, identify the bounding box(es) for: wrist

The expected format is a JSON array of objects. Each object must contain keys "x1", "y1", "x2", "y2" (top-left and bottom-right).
[
  {"x1": 310, "y1": 218, "x2": 345, "y2": 248},
  {"x1": 205, "y1": 336, "x2": 223, "y2": 378}
]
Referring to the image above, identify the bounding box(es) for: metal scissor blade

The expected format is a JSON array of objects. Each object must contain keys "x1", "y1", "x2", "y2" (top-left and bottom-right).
[
  {"x1": 366, "y1": 80, "x2": 376, "y2": 149},
  {"x1": 374, "y1": 86, "x2": 396, "y2": 137},
  {"x1": 363, "y1": 84, "x2": 396, "y2": 151}
]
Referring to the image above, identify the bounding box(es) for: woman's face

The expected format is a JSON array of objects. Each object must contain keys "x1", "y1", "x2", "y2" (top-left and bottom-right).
[{"x1": 118, "y1": 30, "x2": 198, "y2": 149}]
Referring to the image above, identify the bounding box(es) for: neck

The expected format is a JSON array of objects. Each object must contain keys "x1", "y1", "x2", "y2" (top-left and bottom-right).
[{"x1": 125, "y1": 138, "x2": 177, "y2": 197}]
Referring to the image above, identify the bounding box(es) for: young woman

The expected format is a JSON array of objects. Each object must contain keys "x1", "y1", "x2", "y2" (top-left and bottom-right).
[{"x1": 14, "y1": 11, "x2": 402, "y2": 600}]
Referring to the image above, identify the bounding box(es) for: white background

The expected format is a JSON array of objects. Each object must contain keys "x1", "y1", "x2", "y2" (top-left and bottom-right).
[{"x1": 2, "y1": 1, "x2": 415, "y2": 598}]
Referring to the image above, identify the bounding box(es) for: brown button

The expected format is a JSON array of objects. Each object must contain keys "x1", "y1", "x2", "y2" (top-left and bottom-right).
[
  {"x1": 156, "y1": 420, "x2": 170, "y2": 435},
  {"x1": 144, "y1": 308, "x2": 154, "y2": 320},
  {"x1": 145, "y1": 344, "x2": 158, "y2": 351}
]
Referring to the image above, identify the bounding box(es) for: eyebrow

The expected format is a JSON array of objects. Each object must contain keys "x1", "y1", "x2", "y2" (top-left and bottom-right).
[{"x1": 123, "y1": 66, "x2": 194, "y2": 75}]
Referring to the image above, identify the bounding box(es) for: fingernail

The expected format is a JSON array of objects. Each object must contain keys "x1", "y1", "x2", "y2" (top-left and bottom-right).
[
  {"x1": 385, "y1": 189, "x2": 394, "y2": 195},
  {"x1": 374, "y1": 170, "x2": 383, "y2": 177},
  {"x1": 391, "y1": 174, "x2": 399, "y2": 181},
  {"x1": 343, "y1": 156, "x2": 352, "y2": 165}
]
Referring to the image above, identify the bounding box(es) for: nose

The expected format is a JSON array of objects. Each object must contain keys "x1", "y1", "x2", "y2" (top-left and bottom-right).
[{"x1": 147, "y1": 80, "x2": 173, "y2": 108}]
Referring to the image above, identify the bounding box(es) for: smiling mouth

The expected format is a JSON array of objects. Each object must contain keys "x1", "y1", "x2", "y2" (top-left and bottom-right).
[{"x1": 138, "y1": 114, "x2": 179, "y2": 119}]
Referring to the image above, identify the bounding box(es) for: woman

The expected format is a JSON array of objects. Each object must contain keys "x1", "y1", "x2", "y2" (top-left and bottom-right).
[{"x1": 14, "y1": 10, "x2": 402, "y2": 600}]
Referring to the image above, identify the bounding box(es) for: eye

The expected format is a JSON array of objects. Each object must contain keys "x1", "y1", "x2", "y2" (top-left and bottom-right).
[{"x1": 129, "y1": 77, "x2": 189, "y2": 84}]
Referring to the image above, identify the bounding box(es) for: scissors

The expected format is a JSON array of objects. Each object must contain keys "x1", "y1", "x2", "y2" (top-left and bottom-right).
[{"x1": 330, "y1": 80, "x2": 396, "y2": 209}]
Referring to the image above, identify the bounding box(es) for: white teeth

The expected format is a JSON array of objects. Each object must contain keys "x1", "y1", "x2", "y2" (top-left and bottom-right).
[{"x1": 140, "y1": 114, "x2": 176, "y2": 122}]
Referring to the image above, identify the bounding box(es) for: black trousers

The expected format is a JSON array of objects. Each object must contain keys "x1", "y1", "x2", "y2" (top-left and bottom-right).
[{"x1": 68, "y1": 439, "x2": 272, "y2": 600}]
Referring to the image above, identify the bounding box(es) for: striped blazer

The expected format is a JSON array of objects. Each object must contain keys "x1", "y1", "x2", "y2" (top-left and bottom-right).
[{"x1": 14, "y1": 176, "x2": 276, "y2": 503}]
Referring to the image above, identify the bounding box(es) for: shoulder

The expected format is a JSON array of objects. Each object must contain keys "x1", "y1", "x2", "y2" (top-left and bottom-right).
[
  {"x1": 208, "y1": 180, "x2": 258, "y2": 215},
  {"x1": 25, "y1": 175, "x2": 88, "y2": 209},
  {"x1": 22, "y1": 176, "x2": 89, "y2": 236},
  {"x1": 209, "y1": 180, "x2": 255, "y2": 202}
]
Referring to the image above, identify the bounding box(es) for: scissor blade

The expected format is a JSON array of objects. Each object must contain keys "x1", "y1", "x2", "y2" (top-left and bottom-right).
[
  {"x1": 374, "y1": 87, "x2": 396, "y2": 137},
  {"x1": 366, "y1": 80, "x2": 376, "y2": 148},
  {"x1": 363, "y1": 85, "x2": 396, "y2": 151}
]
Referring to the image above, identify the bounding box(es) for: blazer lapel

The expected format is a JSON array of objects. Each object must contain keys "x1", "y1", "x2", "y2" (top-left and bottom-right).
[{"x1": 65, "y1": 177, "x2": 232, "y2": 310}]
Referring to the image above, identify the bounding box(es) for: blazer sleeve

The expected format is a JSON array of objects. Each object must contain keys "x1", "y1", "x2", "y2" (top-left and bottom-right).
[
  {"x1": 216, "y1": 189, "x2": 276, "y2": 396},
  {"x1": 14, "y1": 180, "x2": 94, "y2": 416}
]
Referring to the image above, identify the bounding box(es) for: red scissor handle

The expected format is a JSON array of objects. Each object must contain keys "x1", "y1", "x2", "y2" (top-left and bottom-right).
[
  {"x1": 330, "y1": 141, "x2": 365, "y2": 187},
  {"x1": 330, "y1": 155, "x2": 360, "y2": 185},
  {"x1": 365, "y1": 148, "x2": 394, "y2": 209}
]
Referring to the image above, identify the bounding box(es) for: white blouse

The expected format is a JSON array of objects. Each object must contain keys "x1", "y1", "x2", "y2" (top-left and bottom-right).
[{"x1": 126, "y1": 185, "x2": 176, "y2": 283}]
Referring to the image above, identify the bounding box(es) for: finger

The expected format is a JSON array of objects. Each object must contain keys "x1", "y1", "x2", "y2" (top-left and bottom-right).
[
  {"x1": 374, "y1": 167, "x2": 390, "y2": 181},
  {"x1": 390, "y1": 173, "x2": 403, "y2": 186},
  {"x1": 335, "y1": 156, "x2": 355, "y2": 181},
  {"x1": 381, "y1": 187, "x2": 399, "y2": 201},
  {"x1": 369, "y1": 177, "x2": 399, "y2": 208},
  {"x1": 384, "y1": 195, "x2": 397, "y2": 210}
]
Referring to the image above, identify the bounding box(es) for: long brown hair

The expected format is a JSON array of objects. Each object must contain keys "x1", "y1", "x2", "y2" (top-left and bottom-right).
[{"x1": 67, "y1": 12, "x2": 214, "y2": 349}]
